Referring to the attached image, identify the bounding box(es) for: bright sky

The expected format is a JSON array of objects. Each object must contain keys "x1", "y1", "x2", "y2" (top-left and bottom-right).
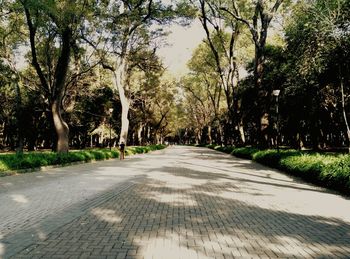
[
  {"x1": 16, "y1": 20, "x2": 205, "y2": 75},
  {"x1": 157, "y1": 20, "x2": 205, "y2": 76}
]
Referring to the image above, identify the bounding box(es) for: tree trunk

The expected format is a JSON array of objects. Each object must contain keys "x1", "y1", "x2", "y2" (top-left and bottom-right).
[
  {"x1": 296, "y1": 132, "x2": 305, "y2": 150},
  {"x1": 195, "y1": 130, "x2": 200, "y2": 145},
  {"x1": 51, "y1": 100, "x2": 69, "y2": 153},
  {"x1": 341, "y1": 77, "x2": 350, "y2": 153},
  {"x1": 255, "y1": 45, "x2": 270, "y2": 148},
  {"x1": 112, "y1": 62, "x2": 130, "y2": 145},
  {"x1": 137, "y1": 124, "x2": 143, "y2": 145},
  {"x1": 208, "y1": 125, "x2": 212, "y2": 145},
  {"x1": 239, "y1": 120, "x2": 246, "y2": 145},
  {"x1": 14, "y1": 79, "x2": 24, "y2": 154}
]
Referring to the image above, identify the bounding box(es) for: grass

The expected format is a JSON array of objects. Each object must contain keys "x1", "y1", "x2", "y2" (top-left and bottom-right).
[
  {"x1": 205, "y1": 145, "x2": 350, "y2": 195},
  {"x1": 0, "y1": 144, "x2": 166, "y2": 176}
]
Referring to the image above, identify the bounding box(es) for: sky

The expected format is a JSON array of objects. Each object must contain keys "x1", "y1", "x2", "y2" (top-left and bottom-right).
[
  {"x1": 15, "y1": 20, "x2": 205, "y2": 76},
  {"x1": 157, "y1": 20, "x2": 206, "y2": 76}
]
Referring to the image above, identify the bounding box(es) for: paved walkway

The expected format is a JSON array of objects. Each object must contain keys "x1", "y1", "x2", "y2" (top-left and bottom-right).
[{"x1": 1, "y1": 146, "x2": 350, "y2": 258}]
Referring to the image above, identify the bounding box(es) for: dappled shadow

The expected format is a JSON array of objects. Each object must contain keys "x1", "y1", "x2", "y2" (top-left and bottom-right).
[
  {"x1": 4, "y1": 146, "x2": 350, "y2": 258},
  {"x1": 149, "y1": 165, "x2": 333, "y2": 196},
  {"x1": 10, "y1": 176, "x2": 350, "y2": 258}
]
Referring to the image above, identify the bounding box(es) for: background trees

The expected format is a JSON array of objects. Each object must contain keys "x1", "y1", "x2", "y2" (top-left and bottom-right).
[
  {"x1": 0, "y1": 0, "x2": 350, "y2": 152},
  {"x1": 178, "y1": 0, "x2": 350, "y2": 150}
]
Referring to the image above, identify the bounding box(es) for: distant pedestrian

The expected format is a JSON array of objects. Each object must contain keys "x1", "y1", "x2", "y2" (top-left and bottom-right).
[{"x1": 119, "y1": 142, "x2": 125, "y2": 160}]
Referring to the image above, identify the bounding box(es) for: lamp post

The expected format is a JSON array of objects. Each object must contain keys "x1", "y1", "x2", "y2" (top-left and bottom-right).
[
  {"x1": 109, "y1": 108, "x2": 114, "y2": 150},
  {"x1": 272, "y1": 90, "x2": 280, "y2": 152}
]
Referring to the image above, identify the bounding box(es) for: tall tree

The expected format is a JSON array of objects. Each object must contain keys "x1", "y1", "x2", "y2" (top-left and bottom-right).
[
  {"x1": 285, "y1": 0, "x2": 350, "y2": 151},
  {"x1": 19, "y1": 0, "x2": 92, "y2": 153},
  {"x1": 186, "y1": 42, "x2": 225, "y2": 144},
  {"x1": 88, "y1": 0, "x2": 193, "y2": 145},
  {"x1": 0, "y1": 1, "x2": 26, "y2": 153},
  {"x1": 194, "y1": 0, "x2": 245, "y2": 144},
  {"x1": 220, "y1": 0, "x2": 287, "y2": 147}
]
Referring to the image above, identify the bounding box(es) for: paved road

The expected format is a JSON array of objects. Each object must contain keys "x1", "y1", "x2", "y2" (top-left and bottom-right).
[{"x1": 1, "y1": 146, "x2": 350, "y2": 258}]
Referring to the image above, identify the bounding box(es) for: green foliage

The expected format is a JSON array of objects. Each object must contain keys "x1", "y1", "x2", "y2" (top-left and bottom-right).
[
  {"x1": 252, "y1": 149, "x2": 301, "y2": 167},
  {"x1": 231, "y1": 147, "x2": 259, "y2": 159},
  {"x1": 0, "y1": 145, "x2": 166, "y2": 176},
  {"x1": 322, "y1": 155, "x2": 350, "y2": 189},
  {"x1": 279, "y1": 154, "x2": 327, "y2": 179},
  {"x1": 206, "y1": 145, "x2": 237, "y2": 154},
  {"x1": 125, "y1": 145, "x2": 166, "y2": 155},
  {"x1": 214, "y1": 146, "x2": 235, "y2": 153},
  {"x1": 209, "y1": 145, "x2": 350, "y2": 194}
]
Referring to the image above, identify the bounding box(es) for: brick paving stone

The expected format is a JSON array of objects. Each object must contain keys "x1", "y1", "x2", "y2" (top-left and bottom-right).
[{"x1": 2, "y1": 146, "x2": 350, "y2": 258}]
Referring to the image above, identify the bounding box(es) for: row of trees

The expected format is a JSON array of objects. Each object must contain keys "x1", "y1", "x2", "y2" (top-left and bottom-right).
[
  {"x1": 178, "y1": 0, "x2": 350, "y2": 151},
  {"x1": 1, "y1": 0, "x2": 349, "y2": 153},
  {"x1": 0, "y1": 0, "x2": 191, "y2": 153}
]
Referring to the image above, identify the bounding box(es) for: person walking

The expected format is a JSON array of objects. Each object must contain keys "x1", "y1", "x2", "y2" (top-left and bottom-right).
[{"x1": 119, "y1": 142, "x2": 125, "y2": 160}]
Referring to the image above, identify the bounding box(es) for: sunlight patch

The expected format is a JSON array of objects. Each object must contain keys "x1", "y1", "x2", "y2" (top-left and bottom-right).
[
  {"x1": 11, "y1": 194, "x2": 29, "y2": 204},
  {"x1": 148, "y1": 172, "x2": 207, "y2": 189},
  {"x1": 91, "y1": 208, "x2": 122, "y2": 224},
  {"x1": 147, "y1": 191, "x2": 197, "y2": 207},
  {"x1": 139, "y1": 234, "x2": 210, "y2": 259},
  {"x1": 267, "y1": 236, "x2": 317, "y2": 257},
  {"x1": 36, "y1": 230, "x2": 47, "y2": 240},
  {"x1": 0, "y1": 242, "x2": 5, "y2": 257}
]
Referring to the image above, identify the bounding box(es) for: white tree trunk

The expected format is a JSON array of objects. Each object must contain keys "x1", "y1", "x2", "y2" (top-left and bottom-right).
[
  {"x1": 239, "y1": 120, "x2": 246, "y2": 144},
  {"x1": 112, "y1": 61, "x2": 130, "y2": 145},
  {"x1": 137, "y1": 124, "x2": 143, "y2": 145},
  {"x1": 341, "y1": 78, "x2": 350, "y2": 153}
]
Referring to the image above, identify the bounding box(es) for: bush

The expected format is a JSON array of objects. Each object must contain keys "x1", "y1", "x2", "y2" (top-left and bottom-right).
[
  {"x1": 206, "y1": 144, "x2": 218, "y2": 149},
  {"x1": 279, "y1": 153, "x2": 330, "y2": 177},
  {"x1": 208, "y1": 145, "x2": 350, "y2": 195},
  {"x1": 231, "y1": 147, "x2": 259, "y2": 159},
  {"x1": 322, "y1": 155, "x2": 350, "y2": 190},
  {"x1": 0, "y1": 144, "x2": 166, "y2": 176},
  {"x1": 124, "y1": 145, "x2": 166, "y2": 155}
]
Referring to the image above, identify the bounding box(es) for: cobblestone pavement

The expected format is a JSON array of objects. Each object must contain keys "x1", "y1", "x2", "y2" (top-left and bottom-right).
[{"x1": 2, "y1": 146, "x2": 350, "y2": 258}]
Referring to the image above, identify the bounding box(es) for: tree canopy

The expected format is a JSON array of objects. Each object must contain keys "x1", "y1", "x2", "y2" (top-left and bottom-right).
[{"x1": 1, "y1": 0, "x2": 350, "y2": 152}]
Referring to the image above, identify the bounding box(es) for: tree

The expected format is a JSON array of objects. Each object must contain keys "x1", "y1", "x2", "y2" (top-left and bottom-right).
[
  {"x1": 17, "y1": 0, "x2": 95, "y2": 153},
  {"x1": 193, "y1": 0, "x2": 246, "y2": 145},
  {"x1": 0, "y1": 1, "x2": 26, "y2": 153},
  {"x1": 185, "y1": 42, "x2": 225, "y2": 144},
  {"x1": 88, "y1": 0, "x2": 194, "y2": 145},
  {"x1": 285, "y1": 0, "x2": 350, "y2": 151},
  {"x1": 220, "y1": 0, "x2": 288, "y2": 147}
]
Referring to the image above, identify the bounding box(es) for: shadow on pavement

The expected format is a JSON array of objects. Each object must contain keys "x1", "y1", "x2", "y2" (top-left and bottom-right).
[{"x1": 6, "y1": 146, "x2": 350, "y2": 258}]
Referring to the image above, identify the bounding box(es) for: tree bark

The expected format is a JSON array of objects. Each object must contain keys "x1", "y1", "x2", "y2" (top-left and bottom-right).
[
  {"x1": 13, "y1": 78, "x2": 24, "y2": 154},
  {"x1": 208, "y1": 125, "x2": 212, "y2": 144},
  {"x1": 112, "y1": 63, "x2": 130, "y2": 145},
  {"x1": 24, "y1": 4, "x2": 73, "y2": 153},
  {"x1": 137, "y1": 124, "x2": 143, "y2": 145},
  {"x1": 341, "y1": 77, "x2": 350, "y2": 153},
  {"x1": 239, "y1": 120, "x2": 246, "y2": 145},
  {"x1": 51, "y1": 100, "x2": 69, "y2": 153}
]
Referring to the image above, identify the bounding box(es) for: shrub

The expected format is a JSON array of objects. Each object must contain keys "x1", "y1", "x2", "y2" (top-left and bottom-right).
[
  {"x1": 252, "y1": 150, "x2": 282, "y2": 167},
  {"x1": 0, "y1": 144, "x2": 166, "y2": 176},
  {"x1": 208, "y1": 145, "x2": 350, "y2": 195},
  {"x1": 322, "y1": 155, "x2": 350, "y2": 189},
  {"x1": 231, "y1": 147, "x2": 259, "y2": 159},
  {"x1": 279, "y1": 154, "x2": 325, "y2": 180},
  {"x1": 206, "y1": 144, "x2": 219, "y2": 149}
]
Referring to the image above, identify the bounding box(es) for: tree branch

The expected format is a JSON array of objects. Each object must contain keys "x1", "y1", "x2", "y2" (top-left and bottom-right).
[{"x1": 23, "y1": 4, "x2": 51, "y2": 96}]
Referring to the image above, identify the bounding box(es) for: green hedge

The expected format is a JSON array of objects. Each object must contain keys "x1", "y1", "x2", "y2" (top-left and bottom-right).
[
  {"x1": 125, "y1": 144, "x2": 166, "y2": 155},
  {"x1": 206, "y1": 145, "x2": 350, "y2": 194},
  {"x1": 0, "y1": 145, "x2": 166, "y2": 176},
  {"x1": 231, "y1": 147, "x2": 260, "y2": 159}
]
